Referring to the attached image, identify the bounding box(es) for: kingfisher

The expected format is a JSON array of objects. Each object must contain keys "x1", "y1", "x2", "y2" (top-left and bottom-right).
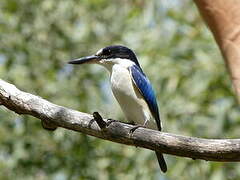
[{"x1": 68, "y1": 45, "x2": 167, "y2": 173}]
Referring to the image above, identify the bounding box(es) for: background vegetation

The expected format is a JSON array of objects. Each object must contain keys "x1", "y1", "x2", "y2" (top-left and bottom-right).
[{"x1": 0, "y1": 0, "x2": 240, "y2": 179}]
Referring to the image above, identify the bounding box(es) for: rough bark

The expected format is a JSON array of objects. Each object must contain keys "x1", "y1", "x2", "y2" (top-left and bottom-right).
[
  {"x1": 194, "y1": 0, "x2": 240, "y2": 102},
  {"x1": 0, "y1": 79, "x2": 240, "y2": 162}
]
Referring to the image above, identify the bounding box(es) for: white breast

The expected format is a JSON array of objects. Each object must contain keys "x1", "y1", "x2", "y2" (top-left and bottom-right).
[{"x1": 109, "y1": 62, "x2": 157, "y2": 130}]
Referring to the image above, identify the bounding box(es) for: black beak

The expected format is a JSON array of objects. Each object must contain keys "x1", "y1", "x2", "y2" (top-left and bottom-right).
[{"x1": 68, "y1": 55, "x2": 99, "y2": 65}]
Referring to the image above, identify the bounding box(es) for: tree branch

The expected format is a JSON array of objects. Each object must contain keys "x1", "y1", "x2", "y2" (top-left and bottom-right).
[{"x1": 0, "y1": 79, "x2": 240, "y2": 162}]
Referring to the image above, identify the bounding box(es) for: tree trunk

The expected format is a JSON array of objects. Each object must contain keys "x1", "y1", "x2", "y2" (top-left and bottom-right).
[{"x1": 194, "y1": 0, "x2": 240, "y2": 103}]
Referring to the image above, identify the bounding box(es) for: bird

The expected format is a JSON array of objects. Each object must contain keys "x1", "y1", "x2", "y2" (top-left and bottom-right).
[{"x1": 68, "y1": 45, "x2": 167, "y2": 173}]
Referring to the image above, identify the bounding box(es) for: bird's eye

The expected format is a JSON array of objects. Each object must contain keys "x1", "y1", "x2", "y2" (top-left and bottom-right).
[{"x1": 102, "y1": 49, "x2": 111, "y2": 56}]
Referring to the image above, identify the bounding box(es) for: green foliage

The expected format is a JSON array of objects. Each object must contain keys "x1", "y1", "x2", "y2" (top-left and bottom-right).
[{"x1": 0, "y1": 0, "x2": 240, "y2": 179}]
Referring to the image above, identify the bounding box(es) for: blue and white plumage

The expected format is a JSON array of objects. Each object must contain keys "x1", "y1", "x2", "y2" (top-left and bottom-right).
[
  {"x1": 68, "y1": 45, "x2": 167, "y2": 173},
  {"x1": 130, "y1": 64, "x2": 161, "y2": 130}
]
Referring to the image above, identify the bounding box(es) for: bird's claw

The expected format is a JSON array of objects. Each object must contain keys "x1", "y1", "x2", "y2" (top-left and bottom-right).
[
  {"x1": 129, "y1": 125, "x2": 144, "y2": 137},
  {"x1": 92, "y1": 112, "x2": 117, "y2": 129},
  {"x1": 106, "y1": 119, "x2": 119, "y2": 126}
]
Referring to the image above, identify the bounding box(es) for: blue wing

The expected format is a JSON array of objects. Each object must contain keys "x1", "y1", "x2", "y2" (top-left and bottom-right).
[{"x1": 129, "y1": 65, "x2": 161, "y2": 131}]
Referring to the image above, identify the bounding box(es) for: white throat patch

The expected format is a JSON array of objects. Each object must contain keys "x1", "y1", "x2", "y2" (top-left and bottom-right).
[{"x1": 99, "y1": 58, "x2": 135, "y2": 71}]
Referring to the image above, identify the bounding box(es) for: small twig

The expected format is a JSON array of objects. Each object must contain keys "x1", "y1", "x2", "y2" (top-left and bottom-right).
[{"x1": 92, "y1": 112, "x2": 107, "y2": 129}]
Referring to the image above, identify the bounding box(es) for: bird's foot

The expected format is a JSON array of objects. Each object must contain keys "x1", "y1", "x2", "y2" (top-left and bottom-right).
[
  {"x1": 107, "y1": 119, "x2": 135, "y2": 127},
  {"x1": 126, "y1": 121, "x2": 135, "y2": 125},
  {"x1": 106, "y1": 119, "x2": 119, "y2": 126},
  {"x1": 129, "y1": 125, "x2": 145, "y2": 137}
]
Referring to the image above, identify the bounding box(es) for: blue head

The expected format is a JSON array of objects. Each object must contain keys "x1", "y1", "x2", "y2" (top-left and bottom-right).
[{"x1": 68, "y1": 45, "x2": 141, "y2": 68}]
